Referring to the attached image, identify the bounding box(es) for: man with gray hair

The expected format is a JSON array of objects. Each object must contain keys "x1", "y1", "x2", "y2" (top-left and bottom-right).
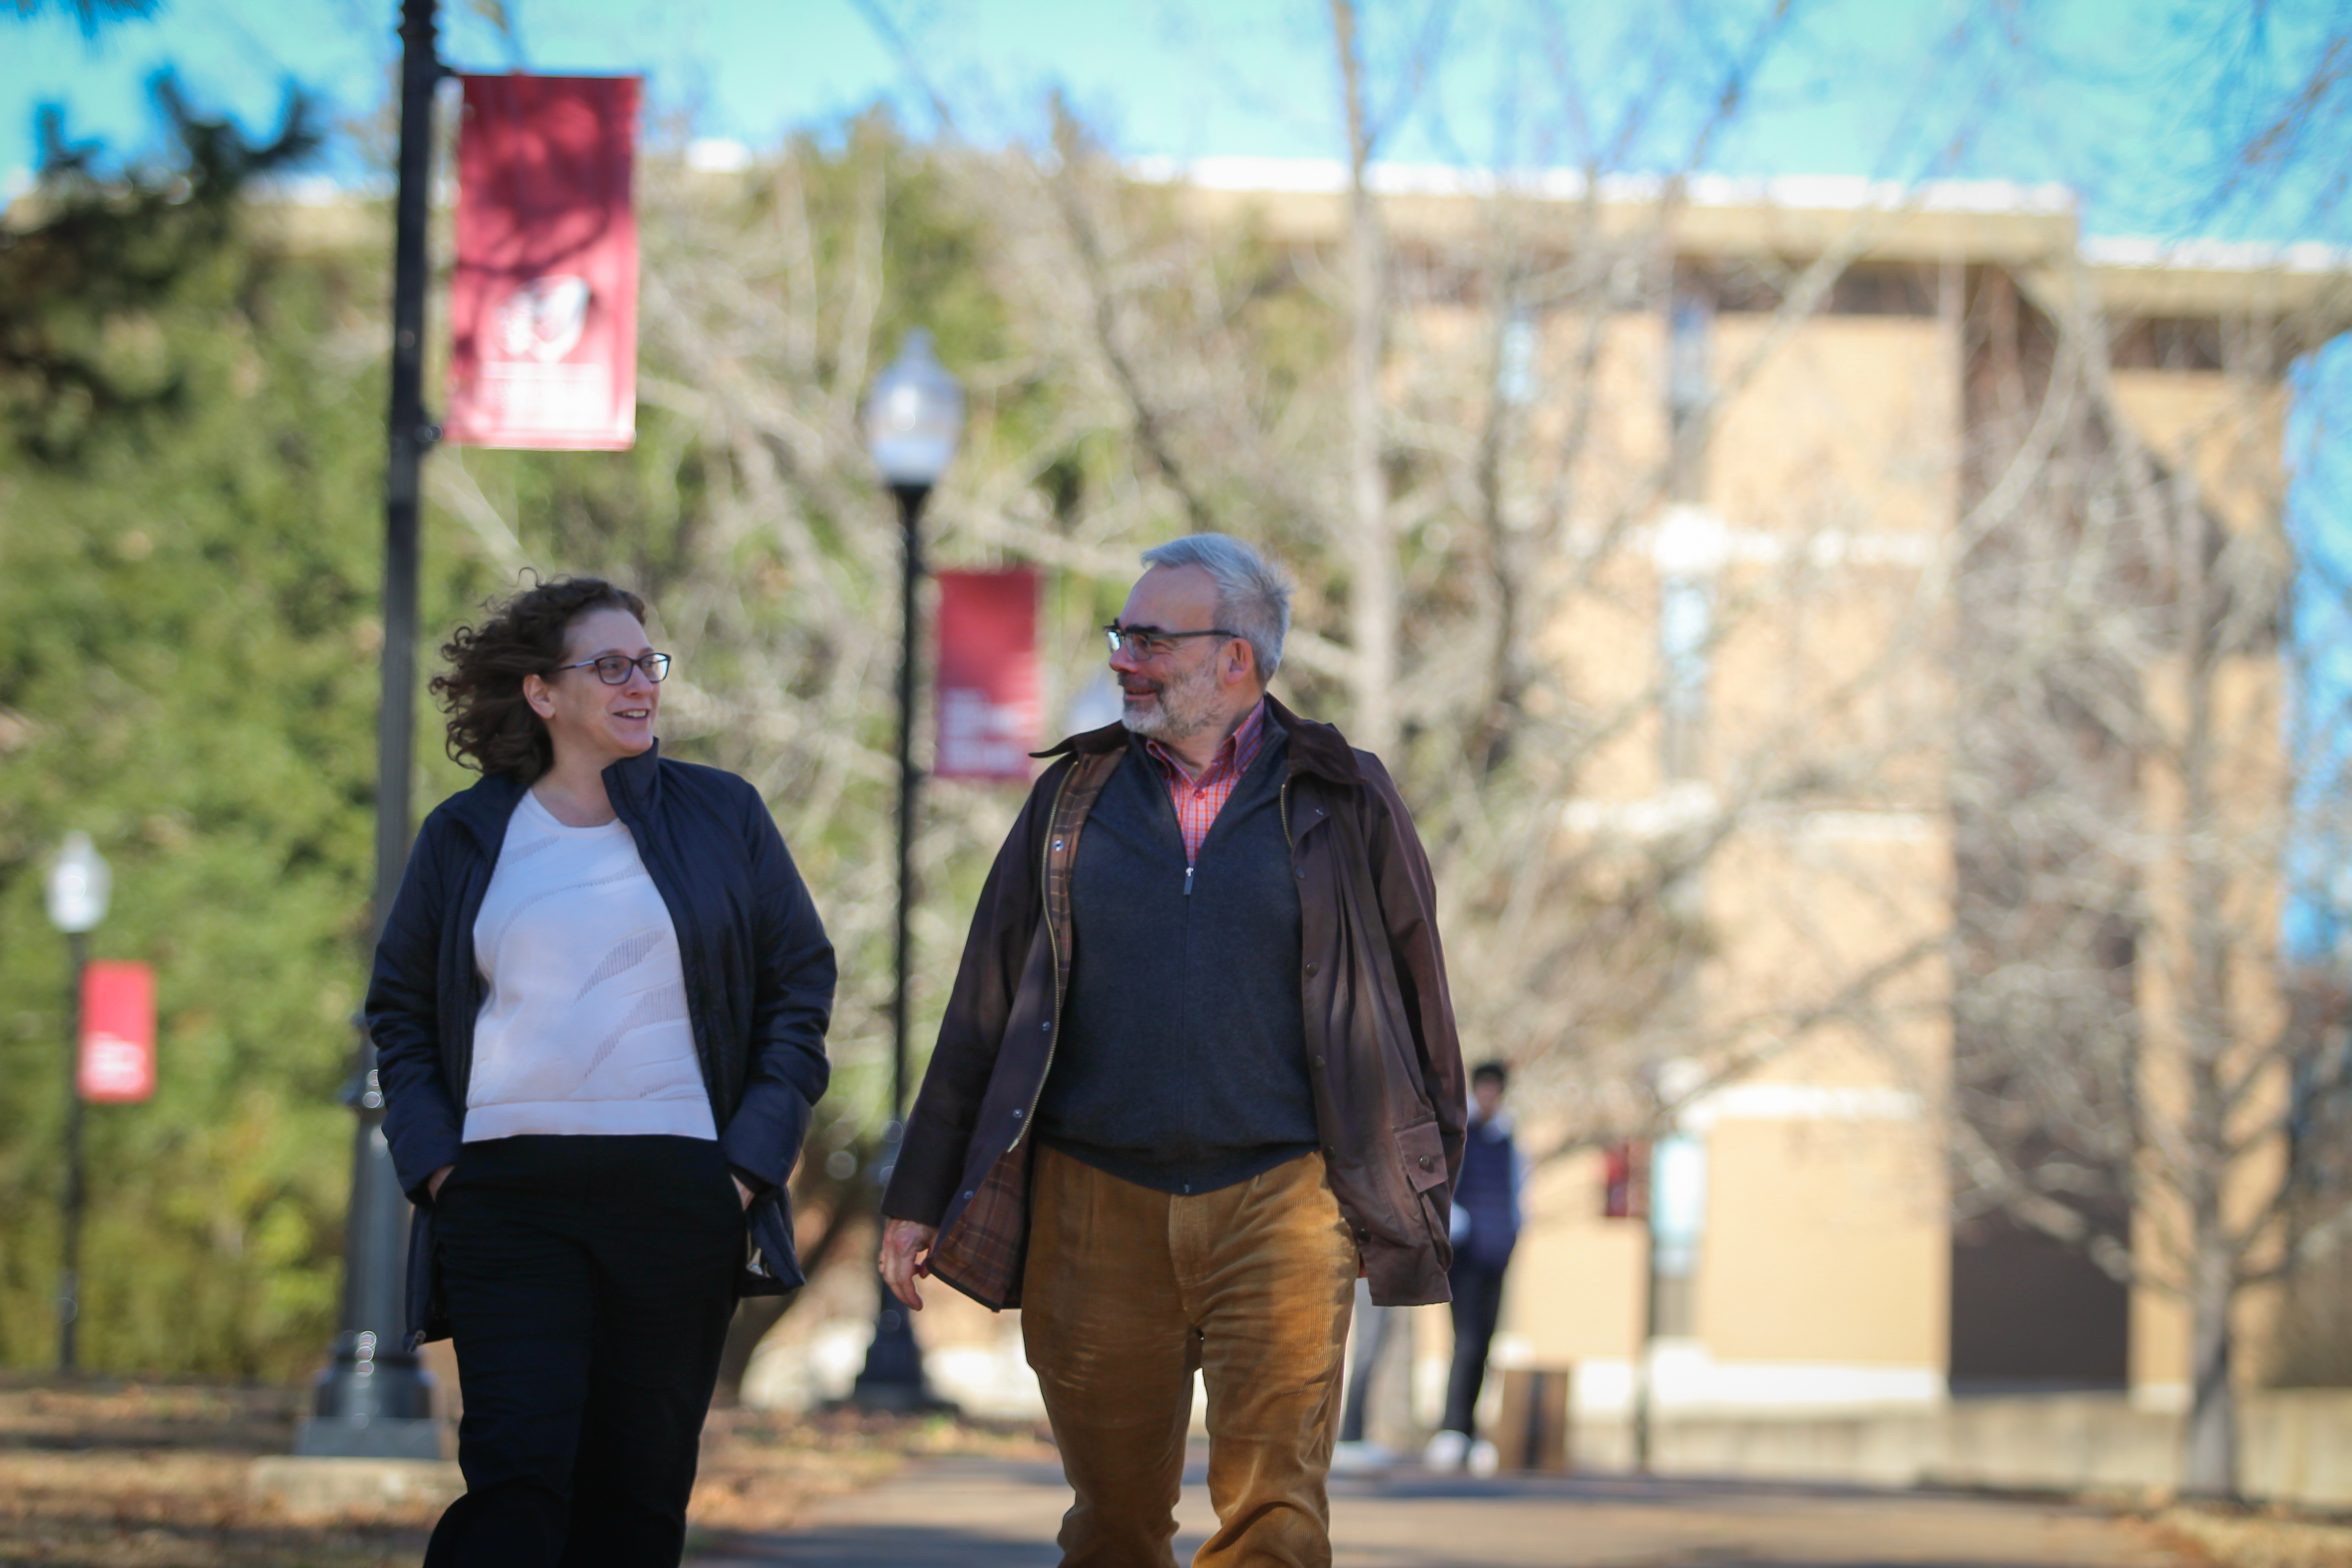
[{"x1": 878, "y1": 533, "x2": 1463, "y2": 1567}]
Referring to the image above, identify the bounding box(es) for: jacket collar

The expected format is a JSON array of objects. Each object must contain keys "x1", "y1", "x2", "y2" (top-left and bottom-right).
[
  {"x1": 600, "y1": 739, "x2": 665, "y2": 820},
  {"x1": 1263, "y1": 693, "x2": 1363, "y2": 786},
  {"x1": 438, "y1": 770, "x2": 523, "y2": 853},
  {"x1": 1032, "y1": 692, "x2": 1362, "y2": 786},
  {"x1": 439, "y1": 740, "x2": 664, "y2": 852}
]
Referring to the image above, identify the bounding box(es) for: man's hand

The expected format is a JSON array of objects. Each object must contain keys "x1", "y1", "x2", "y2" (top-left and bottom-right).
[
  {"x1": 879, "y1": 1219, "x2": 938, "y2": 1311},
  {"x1": 733, "y1": 1175, "x2": 755, "y2": 1211},
  {"x1": 427, "y1": 1164, "x2": 454, "y2": 1200}
]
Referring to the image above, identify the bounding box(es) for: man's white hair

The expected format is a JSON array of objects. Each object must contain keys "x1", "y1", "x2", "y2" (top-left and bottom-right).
[{"x1": 1138, "y1": 534, "x2": 1294, "y2": 682}]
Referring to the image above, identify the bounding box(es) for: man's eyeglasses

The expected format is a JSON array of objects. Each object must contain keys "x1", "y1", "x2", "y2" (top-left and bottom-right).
[
  {"x1": 1105, "y1": 624, "x2": 1240, "y2": 660},
  {"x1": 553, "y1": 652, "x2": 673, "y2": 685}
]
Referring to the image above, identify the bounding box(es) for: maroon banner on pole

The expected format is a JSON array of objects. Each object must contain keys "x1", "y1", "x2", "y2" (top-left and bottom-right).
[
  {"x1": 446, "y1": 74, "x2": 640, "y2": 451},
  {"x1": 936, "y1": 570, "x2": 1041, "y2": 782},
  {"x1": 1601, "y1": 1142, "x2": 1645, "y2": 1219},
  {"x1": 79, "y1": 961, "x2": 155, "y2": 1104}
]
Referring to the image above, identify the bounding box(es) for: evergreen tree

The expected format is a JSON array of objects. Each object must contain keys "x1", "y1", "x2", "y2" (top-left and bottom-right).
[
  {"x1": 0, "y1": 101, "x2": 1023, "y2": 1378},
  {"x1": 0, "y1": 87, "x2": 421, "y2": 1377}
]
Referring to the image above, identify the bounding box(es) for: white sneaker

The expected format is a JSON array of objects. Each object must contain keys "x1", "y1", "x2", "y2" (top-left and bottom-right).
[
  {"x1": 1328, "y1": 1440, "x2": 1393, "y2": 1475},
  {"x1": 1466, "y1": 1438, "x2": 1499, "y2": 1477},
  {"x1": 1422, "y1": 1429, "x2": 1469, "y2": 1472}
]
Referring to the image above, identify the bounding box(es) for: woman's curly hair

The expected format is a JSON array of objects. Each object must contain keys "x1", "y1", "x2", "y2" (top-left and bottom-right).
[{"x1": 432, "y1": 574, "x2": 647, "y2": 782}]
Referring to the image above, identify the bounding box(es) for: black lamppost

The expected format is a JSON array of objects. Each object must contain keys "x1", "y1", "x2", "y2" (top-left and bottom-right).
[
  {"x1": 848, "y1": 330, "x2": 963, "y2": 1410},
  {"x1": 299, "y1": 0, "x2": 443, "y2": 1460},
  {"x1": 44, "y1": 831, "x2": 108, "y2": 1374}
]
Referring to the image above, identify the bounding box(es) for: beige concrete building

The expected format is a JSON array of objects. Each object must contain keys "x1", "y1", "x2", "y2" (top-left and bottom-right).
[
  {"x1": 1163, "y1": 160, "x2": 2351, "y2": 1437},
  {"x1": 227, "y1": 157, "x2": 2348, "y2": 1465}
]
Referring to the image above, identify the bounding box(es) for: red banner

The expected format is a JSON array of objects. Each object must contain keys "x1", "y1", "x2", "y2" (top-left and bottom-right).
[
  {"x1": 1602, "y1": 1141, "x2": 1646, "y2": 1220},
  {"x1": 446, "y1": 74, "x2": 640, "y2": 451},
  {"x1": 936, "y1": 570, "x2": 1041, "y2": 781},
  {"x1": 79, "y1": 961, "x2": 155, "y2": 1104}
]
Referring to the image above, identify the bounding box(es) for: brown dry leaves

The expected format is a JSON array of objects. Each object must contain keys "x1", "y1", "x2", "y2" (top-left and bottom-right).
[
  {"x1": 2147, "y1": 1504, "x2": 2352, "y2": 1568},
  {"x1": 0, "y1": 1447, "x2": 431, "y2": 1568},
  {"x1": 0, "y1": 1379, "x2": 418, "y2": 1568},
  {"x1": 0, "y1": 1380, "x2": 1051, "y2": 1567}
]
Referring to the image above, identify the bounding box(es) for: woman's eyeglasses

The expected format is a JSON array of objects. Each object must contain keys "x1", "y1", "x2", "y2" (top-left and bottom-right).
[{"x1": 554, "y1": 652, "x2": 673, "y2": 685}]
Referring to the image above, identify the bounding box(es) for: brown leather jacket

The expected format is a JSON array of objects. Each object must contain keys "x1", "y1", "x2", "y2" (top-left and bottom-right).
[{"x1": 882, "y1": 696, "x2": 1465, "y2": 1308}]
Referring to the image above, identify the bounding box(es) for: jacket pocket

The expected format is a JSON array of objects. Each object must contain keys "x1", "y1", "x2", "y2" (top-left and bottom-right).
[
  {"x1": 404, "y1": 1205, "x2": 443, "y2": 1349},
  {"x1": 744, "y1": 1190, "x2": 804, "y2": 1294},
  {"x1": 1394, "y1": 1117, "x2": 1455, "y2": 1271},
  {"x1": 1394, "y1": 1117, "x2": 1448, "y2": 1193}
]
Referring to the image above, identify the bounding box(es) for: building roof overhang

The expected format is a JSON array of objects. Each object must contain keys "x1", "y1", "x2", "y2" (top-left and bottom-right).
[{"x1": 1138, "y1": 157, "x2": 2352, "y2": 335}]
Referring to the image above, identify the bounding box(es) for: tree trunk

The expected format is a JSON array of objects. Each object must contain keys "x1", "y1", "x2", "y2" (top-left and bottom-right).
[
  {"x1": 707, "y1": 1184, "x2": 867, "y2": 1408},
  {"x1": 1330, "y1": 0, "x2": 1396, "y2": 752},
  {"x1": 2174, "y1": 429, "x2": 2242, "y2": 1504},
  {"x1": 709, "y1": 1293, "x2": 796, "y2": 1410},
  {"x1": 2180, "y1": 1230, "x2": 2240, "y2": 1498}
]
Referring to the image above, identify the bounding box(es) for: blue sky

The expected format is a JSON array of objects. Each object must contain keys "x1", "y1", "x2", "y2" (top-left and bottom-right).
[{"x1": 5, "y1": 0, "x2": 2338, "y2": 245}]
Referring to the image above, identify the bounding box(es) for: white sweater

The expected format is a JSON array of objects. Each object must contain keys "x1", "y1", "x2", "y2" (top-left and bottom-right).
[{"x1": 463, "y1": 789, "x2": 717, "y2": 1142}]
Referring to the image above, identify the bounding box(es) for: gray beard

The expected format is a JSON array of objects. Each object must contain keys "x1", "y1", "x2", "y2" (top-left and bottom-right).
[{"x1": 1119, "y1": 659, "x2": 1221, "y2": 740}]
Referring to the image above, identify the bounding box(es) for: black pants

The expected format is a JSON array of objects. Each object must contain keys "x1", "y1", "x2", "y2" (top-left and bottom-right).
[
  {"x1": 1441, "y1": 1257, "x2": 1509, "y2": 1438},
  {"x1": 423, "y1": 1135, "x2": 742, "y2": 1568}
]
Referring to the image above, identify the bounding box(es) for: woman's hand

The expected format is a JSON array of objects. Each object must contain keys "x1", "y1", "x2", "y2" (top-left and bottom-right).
[
  {"x1": 427, "y1": 1164, "x2": 455, "y2": 1200},
  {"x1": 879, "y1": 1219, "x2": 938, "y2": 1311}
]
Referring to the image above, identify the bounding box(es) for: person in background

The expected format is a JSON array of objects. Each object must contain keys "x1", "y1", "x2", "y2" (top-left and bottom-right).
[
  {"x1": 1424, "y1": 1060, "x2": 1526, "y2": 1476},
  {"x1": 369, "y1": 575, "x2": 835, "y2": 1568},
  {"x1": 1328, "y1": 1285, "x2": 1404, "y2": 1473},
  {"x1": 877, "y1": 534, "x2": 1464, "y2": 1567}
]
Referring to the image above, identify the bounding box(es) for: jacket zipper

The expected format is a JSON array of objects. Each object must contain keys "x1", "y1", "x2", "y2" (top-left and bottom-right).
[
  {"x1": 1009, "y1": 761, "x2": 1085, "y2": 1152},
  {"x1": 607, "y1": 775, "x2": 765, "y2": 1273}
]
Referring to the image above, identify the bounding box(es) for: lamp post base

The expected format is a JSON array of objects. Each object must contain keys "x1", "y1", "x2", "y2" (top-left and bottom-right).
[
  {"x1": 297, "y1": 1329, "x2": 441, "y2": 1459},
  {"x1": 295, "y1": 1415, "x2": 445, "y2": 1460},
  {"x1": 843, "y1": 1303, "x2": 955, "y2": 1413}
]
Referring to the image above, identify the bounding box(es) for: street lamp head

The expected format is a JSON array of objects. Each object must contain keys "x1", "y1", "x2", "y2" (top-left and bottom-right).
[
  {"x1": 863, "y1": 329, "x2": 965, "y2": 488},
  {"x1": 44, "y1": 831, "x2": 111, "y2": 934}
]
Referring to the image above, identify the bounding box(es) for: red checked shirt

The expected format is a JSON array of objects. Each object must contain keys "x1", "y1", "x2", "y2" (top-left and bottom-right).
[{"x1": 1142, "y1": 698, "x2": 1270, "y2": 866}]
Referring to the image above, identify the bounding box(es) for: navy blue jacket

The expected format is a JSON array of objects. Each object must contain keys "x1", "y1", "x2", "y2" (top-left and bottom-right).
[{"x1": 366, "y1": 742, "x2": 834, "y2": 1347}]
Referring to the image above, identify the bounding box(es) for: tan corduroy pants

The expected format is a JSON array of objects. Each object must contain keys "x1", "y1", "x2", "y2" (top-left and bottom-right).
[{"x1": 1021, "y1": 1145, "x2": 1359, "y2": 1568}]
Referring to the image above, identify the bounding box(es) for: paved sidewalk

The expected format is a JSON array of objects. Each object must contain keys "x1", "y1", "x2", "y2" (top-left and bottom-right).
[{"x1": 692, "y1": 1453, "x2": 2190, "y2": 1567}]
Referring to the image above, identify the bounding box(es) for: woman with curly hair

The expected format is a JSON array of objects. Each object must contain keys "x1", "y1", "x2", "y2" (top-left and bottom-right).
[{"x1": 366, "y1": 574, "x2": 833, "y2": 1568}]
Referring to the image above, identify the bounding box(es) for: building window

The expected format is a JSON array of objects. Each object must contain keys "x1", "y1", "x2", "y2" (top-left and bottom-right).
[
  {"x1": 1668, "y1": 290, "x2": 1712, "y2": 502},
  {"x1": 1660, "y1": 574, "x2": 1711, "y2": 779},
  {"x1": 1648, "y1": 1132, "x2": 1708, "y2": 1339}
]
